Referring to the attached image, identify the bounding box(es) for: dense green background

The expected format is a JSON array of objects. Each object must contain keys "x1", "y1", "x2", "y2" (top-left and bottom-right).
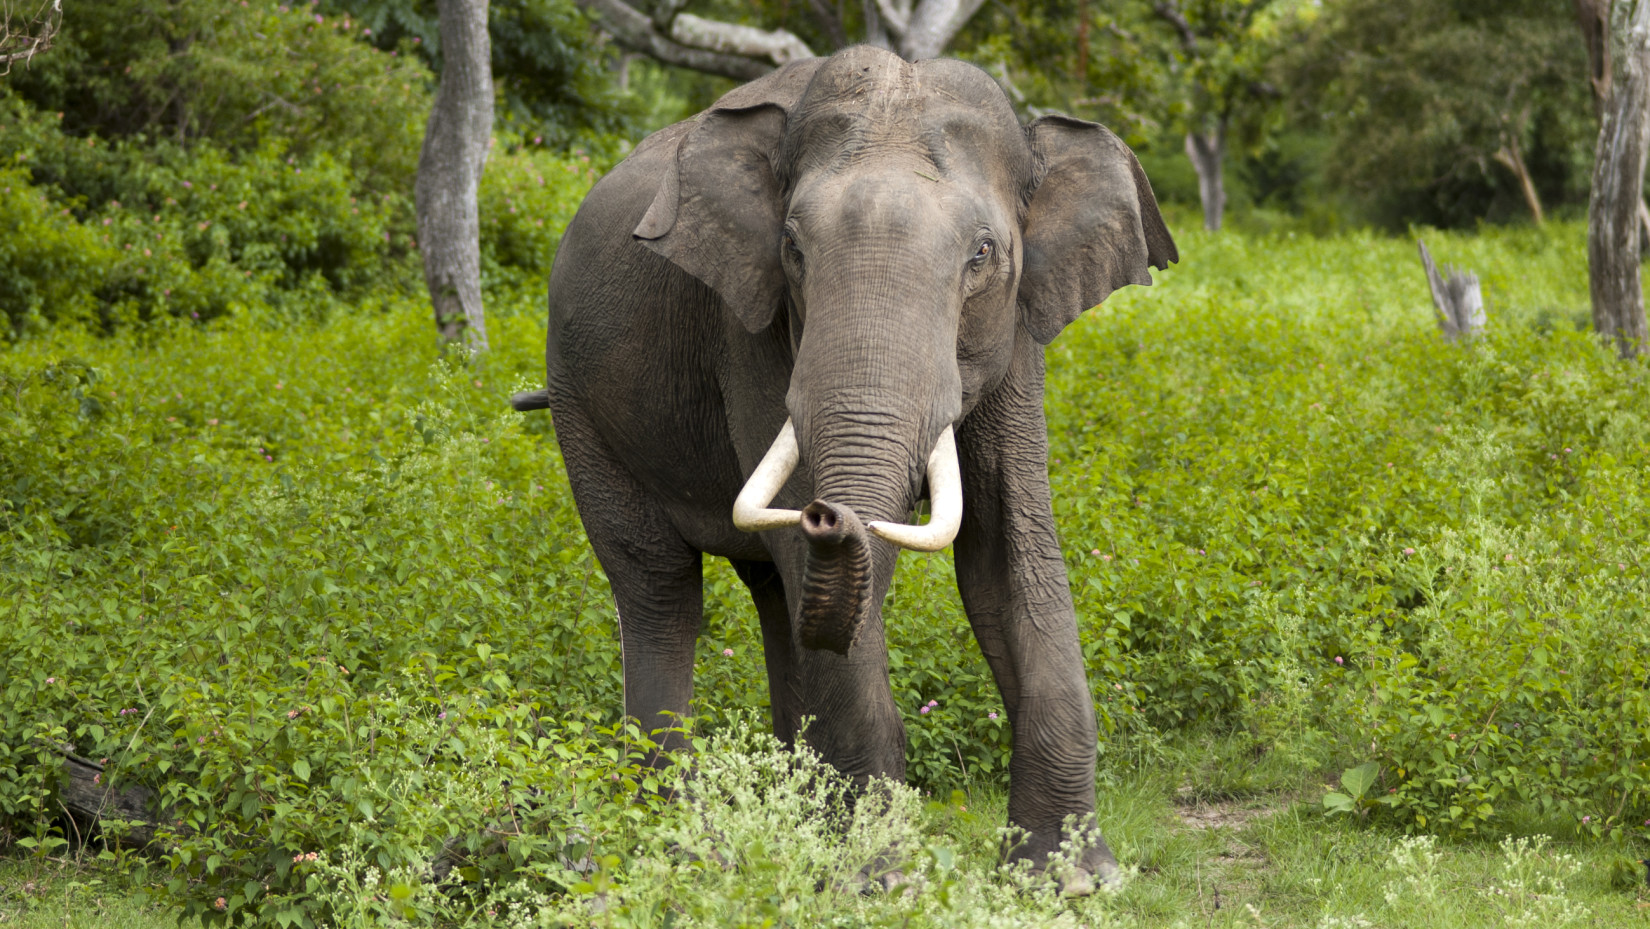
[{"x1": 3, "y1": 1, "x2": 1649, "y2": 927}]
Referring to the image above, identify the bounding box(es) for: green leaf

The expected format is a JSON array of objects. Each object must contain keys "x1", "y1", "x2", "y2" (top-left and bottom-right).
[
  {"x1": 292, "y1": 758, "x2": 310, "y2": 782},
  {"x1": 1322, "y1": 792, "x2": 1355, "y2": 814},
  {"x1": 1340, "y1": 762, "x2": 1379, "y2": 800}
]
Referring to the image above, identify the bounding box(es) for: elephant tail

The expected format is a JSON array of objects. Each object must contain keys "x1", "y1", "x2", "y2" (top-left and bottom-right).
[{"x1": 510, "y1": 388, "x2": 550, "y2": 412}]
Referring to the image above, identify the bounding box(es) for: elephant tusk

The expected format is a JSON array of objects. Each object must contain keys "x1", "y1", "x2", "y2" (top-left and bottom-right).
[
  {"x1": 732, "y1": 419, "x2": 804, "y2": 532},
  {"x1": 866, "y1": 426, "x2": 962, "y2": 553}
]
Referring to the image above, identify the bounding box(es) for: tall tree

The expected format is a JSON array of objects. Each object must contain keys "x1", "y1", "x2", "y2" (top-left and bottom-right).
[
  {"x1": 1289, "y1": 0, "x2": 1589, "y2": 229},
  {"x1": 1588, "y1": 0, "x2": 1650, "y2": 358},
  {"x1": 417, "y1": 0, "x2": 493, "y2": 353},
  {"x1": 1132, "y1": 0, "x2": 1300, "y2": 231}
]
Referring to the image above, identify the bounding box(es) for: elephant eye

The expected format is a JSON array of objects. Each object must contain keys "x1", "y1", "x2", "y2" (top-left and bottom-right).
[{"x1": 971, "y1": 240, "x2": 993, "y2": 264}]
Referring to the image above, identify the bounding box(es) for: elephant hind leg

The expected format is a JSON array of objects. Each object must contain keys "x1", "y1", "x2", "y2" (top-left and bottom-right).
[
  {"x1": 730, "y1": 559, "x2": 801, "y2": 747},
  {"x1": 554, "y1": 402, "x2": 703, "y2": 761}
]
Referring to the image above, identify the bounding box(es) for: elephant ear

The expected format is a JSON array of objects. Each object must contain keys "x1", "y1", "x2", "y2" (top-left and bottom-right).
[
  {"x1": 1018, "y1": 115, "x2": 1178, "y2": 344},
  {"x1": 634, "y1": 59, "x2": 823, "y2": 334}
]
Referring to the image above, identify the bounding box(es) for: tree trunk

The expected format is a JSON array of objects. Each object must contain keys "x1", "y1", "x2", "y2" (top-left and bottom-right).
[
  {"x1": 1075, "y1": 0, "x2": 1089, "y2": 83},
  {"x1": 1185, "y1": 124, "x2": 1226, "y2": 232},
  {"x1": 1492, "y1": 137, "x2": 1545, "y2": 226},
  {"x1": 1588, "y1": 0, "x2": 1650, "y2": 359},
  {"x1": 897, "y1": 0, "x2": 986, "y2": 60},
  {"x1": 417, "y1": 0, "x2": 493, "y2": 355},
  {"x1": 1575, "y1": 0, "x2": 1615, "y2": 114}
]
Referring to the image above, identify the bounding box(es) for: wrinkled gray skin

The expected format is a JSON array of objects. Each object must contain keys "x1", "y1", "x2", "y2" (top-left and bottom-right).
[{"x1": 528, "y1": 46, "x2": 1176, "y2": 885}]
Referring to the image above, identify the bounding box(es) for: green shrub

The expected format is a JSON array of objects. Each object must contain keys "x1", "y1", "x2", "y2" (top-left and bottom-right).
[
  {"x1": 2, "y1": 222, "x2": 1649, "y2": 929},
  {"x1": 5, "y1": 0, "x2": 431, "y2": 191}
]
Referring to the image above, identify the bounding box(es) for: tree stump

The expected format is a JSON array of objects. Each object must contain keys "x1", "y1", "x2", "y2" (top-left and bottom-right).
[{"x1": 1418, "y1": 240, "x2": 1485, "y2": 341}]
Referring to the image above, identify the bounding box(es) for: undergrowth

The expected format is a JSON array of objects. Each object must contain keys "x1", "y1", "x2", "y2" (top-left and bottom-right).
[{"x1": 2, "y1": 224, "x2": 1648, "y2": 926}]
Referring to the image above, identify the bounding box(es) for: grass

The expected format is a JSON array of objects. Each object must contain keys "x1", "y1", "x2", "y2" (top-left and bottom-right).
[
  {"x1": 3, "y1": 219, "x2": 1649, "y2": 926},
  {"x1": 6, "y1": 748, "x2": 1648, "y2": 928}
]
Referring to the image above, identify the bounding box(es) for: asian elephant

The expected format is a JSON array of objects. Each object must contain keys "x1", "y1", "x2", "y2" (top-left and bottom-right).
[{"x1": 512, "y1": 45, "x2": 1176, "y2": 890}]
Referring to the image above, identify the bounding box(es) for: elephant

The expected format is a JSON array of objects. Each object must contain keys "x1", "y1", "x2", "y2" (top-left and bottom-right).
[{"x1": 511, "y1": 45, "x2": 1176, "y2": 890}]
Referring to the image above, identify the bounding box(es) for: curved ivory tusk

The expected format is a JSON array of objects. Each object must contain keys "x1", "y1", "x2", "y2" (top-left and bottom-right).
[
  {"x1": 732, "y1": 419, "x2": 804, "y2": 532},
  {"x1": 866, "y1": 426, "x2": 962, "y2": 552}
]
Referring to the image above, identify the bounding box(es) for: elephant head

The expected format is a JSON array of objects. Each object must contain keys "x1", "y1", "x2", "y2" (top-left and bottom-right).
[{"x1": 635, "y1": 47, "x2": 1176, "y2": 655}]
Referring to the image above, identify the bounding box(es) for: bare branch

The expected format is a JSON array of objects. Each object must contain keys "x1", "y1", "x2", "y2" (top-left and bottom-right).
[
  {"x1": 1151, "y1": 0, "x2": 1198, "y2": 54},
  {"x1": 670, "y1": 13, "x2": 813, "y2": 65},
  {"x1": 576, "y1": 0, "x2": 811, "y2": 80},
  {"x1": 649, "y1": 0, "x2": 688, "y2": 29},
  {"x1": 0, "y1": 0, "x2": 61, "y2": 72},
  {"x1": 807, "y1": 0, "x2": 848, "y2": 48},
  {"x1": 875, "y1": 0, "x2": 910, "y2": 37},
  {"x1": 862, "y1": 0, "x2": 893, "y2": 49}
]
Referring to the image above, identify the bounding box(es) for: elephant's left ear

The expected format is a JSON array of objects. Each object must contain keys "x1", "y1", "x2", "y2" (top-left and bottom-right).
[{"x1": 1018, "y1": 115, "x2": 1178, "y2": 344}]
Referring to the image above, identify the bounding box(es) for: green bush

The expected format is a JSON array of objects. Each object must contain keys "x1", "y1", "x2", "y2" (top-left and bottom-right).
[
  {"x1": 5, "y1": 0, "x2": 431, "y2": 190},
  {"x1": 2, "y1": 223, "x2": 1648, "y2": 928}
]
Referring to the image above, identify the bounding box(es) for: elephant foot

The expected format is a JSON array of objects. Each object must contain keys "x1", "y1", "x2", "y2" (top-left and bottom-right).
[
  {"x1": 826, "y1": 848, "x2": 911, "y2": 896},
  {"x1": 846, "y1": 865, "x2": 909, "y2": 896},
  {"x1": 1037, "y1": 859, "x2": 1121, "y2": 897},
  {"x1": 1006, "y1": 816, "x2": 1121, "y2": 896}
]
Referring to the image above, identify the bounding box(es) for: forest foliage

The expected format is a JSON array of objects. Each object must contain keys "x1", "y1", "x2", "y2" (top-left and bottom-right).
[{"x1": 2, "y1": 2, "x2": 1649, "y2": 927}]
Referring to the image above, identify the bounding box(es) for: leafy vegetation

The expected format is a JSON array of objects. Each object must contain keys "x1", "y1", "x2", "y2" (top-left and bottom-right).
[
  {"x1": 4, "y1": 2, "x2": 1649, "y2": 926},
  {"x1": 3, "y1": 220, "x2": 1649, "y2": 926}
]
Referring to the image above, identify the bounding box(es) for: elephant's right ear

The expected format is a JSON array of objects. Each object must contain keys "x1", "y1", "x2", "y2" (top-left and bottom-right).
[{"x1": 634, "y1": 60, "x2": 822, "y2": 334}]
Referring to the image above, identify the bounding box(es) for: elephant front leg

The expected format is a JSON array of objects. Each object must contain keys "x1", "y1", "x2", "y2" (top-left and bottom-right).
[{"x1": 952, "y1": 338, "x2": 1116, "y2": 892}]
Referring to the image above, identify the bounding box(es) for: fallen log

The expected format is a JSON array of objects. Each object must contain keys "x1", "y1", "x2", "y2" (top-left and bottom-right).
[{"x1": 54, "y1": 749, "x2": 164, "y2": 849}]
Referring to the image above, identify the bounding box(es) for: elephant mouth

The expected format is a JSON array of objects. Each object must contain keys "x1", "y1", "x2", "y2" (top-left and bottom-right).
[
  {"x1": 731, "y1": 418, "x2": 963, "y2": 552},
  {"x1": 731, "y1": 419, "x2": 963, "y2": 654}
]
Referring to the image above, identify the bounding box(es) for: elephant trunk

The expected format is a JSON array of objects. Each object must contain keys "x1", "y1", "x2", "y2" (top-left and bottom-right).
[
  {"x1": 796, "y1": 500, "x2": 873, "y2": 654},
  {"x1": 730, "y1": 421, "x2": 963, "y2": 655}
]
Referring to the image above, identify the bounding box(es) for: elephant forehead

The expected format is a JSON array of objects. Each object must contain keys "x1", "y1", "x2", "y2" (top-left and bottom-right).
[{"x1": 784, "y1": 50, "x2": 1031, "y2": 193}]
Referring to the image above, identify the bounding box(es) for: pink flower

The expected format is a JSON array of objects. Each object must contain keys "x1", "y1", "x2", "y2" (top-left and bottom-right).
[
  {"x1": 1403, "y1": 547, "x2": 1415, "y2": 555},
  {"x1": 1582, "y1": 815, "x2": 1591, "y2": 824},
  {"x1": 215, "y1": 898, "x2": 226, "y2": 911},
  {"x1": 46, "y1": 677, "x2": 56, "y2": 684},
  {"x1": 988, "y1": 712, "x2": 998, "y2": 720},
  {"x1": 208, "y1": 418, "x2": 219, "y2": 426},
  {"x1": 1090, "y1": 548, "x2": 1101, "y2": 556},
  {"x1": 182, "y1": 181, "x2": 192, "y2": 189},
  {"x1": 722, "y1": 648, "x2": 733, "y2": 657},
  {"x1": 1334, "y1": 656, "x2": 1344, "y2": 665},
  {"x1": 928, "y1": 699, "x2": 938, "y2": 707},
  {"x1": 919, "y1": 706, "x2": 929, "y2": 715}
]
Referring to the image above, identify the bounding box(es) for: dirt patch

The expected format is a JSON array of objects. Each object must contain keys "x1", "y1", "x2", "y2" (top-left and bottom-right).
[{"x1": 1172, "y1": 786, "x2": 1286, "y2": 832}]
